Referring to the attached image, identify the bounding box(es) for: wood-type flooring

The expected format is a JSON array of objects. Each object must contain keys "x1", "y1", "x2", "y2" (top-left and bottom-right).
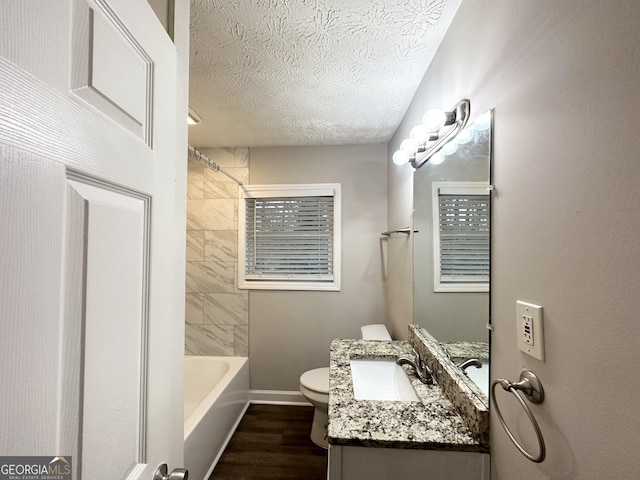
[{"x1": 209, "y1": 404, "x2": 328, "y2": 480}]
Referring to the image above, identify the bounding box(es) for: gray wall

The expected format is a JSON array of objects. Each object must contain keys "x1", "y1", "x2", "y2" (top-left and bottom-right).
[
  {"x1": 249, "y1": 144, "x2": 387, "y2": 390},
  {"x1": 387, "y1": 1, "x2": 640, "y2": 478}
]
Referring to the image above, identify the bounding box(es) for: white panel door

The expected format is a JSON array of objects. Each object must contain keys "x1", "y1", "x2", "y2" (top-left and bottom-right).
[{"x1": 0, "y1": 1, "x2": 187, "y2": 479}]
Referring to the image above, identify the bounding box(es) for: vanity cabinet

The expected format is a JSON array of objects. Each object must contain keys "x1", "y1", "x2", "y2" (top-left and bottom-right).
[{"x1": 328, "y1": 445, "x2": 489, "y2": 480}]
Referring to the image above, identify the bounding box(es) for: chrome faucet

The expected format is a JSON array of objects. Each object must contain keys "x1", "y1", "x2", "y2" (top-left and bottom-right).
[
  {"x1": 396, "y1": 353, "x2": 434, "y2": 385},
  {"x1": 458, "y1": 358, "x2": 482, "y2": 374}
]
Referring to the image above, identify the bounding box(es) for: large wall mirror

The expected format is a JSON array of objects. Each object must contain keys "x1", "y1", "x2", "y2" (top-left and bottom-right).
[{"x1": 413, "y1": 109, "x2": 492, "y2": 397}]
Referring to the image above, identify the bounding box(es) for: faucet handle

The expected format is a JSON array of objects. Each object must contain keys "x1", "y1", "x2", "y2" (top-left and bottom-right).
[
  {"x1": 415, "y1": 353, "x2": 435, "y2": 385},
  {"x1": 397, "y1": 350, "x2": 435, "y2": 384},
  {"x1": 416, "y1": 352, "x2": 431, "y2": 372}
]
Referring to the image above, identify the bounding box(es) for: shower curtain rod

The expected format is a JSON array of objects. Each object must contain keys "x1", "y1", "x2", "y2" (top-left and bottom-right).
[{"x1": 187, "y1": 145, "x2": 244, "y2": 186}]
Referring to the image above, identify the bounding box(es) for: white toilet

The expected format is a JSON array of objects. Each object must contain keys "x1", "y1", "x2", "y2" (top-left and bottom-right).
[{"x1": 299, "y1": 324, "x2": 392, "y2": 448}]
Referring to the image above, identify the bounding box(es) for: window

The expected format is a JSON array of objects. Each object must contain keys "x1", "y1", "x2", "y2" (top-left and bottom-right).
[
  {"x1": 238, "y1": 183, "x2": 341, "y2": 291},
  {"x1": 432, "y1": 181, "x2": 489, "y2": 292}
]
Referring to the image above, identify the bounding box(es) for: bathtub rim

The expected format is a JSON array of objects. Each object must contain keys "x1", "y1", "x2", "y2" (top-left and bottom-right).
[{"x1": 183, "y1": 355, "x2": 249, "y2": 441}]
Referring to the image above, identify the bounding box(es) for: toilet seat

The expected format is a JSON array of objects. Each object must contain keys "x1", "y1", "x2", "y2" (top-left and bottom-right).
[
  {"x1": 298, "y1": 325, "x2": 392, "y2": 449},
  {"x1": 300, "y1": 367, "x2": 329, "y2": 394}
]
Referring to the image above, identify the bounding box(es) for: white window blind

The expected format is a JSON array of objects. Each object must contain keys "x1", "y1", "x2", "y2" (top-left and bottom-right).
[
  {"x1": 432, "y1": 182, "x2": 489, "y2": 292},
  {"x1": 238, "y1": 184, "x2": 341, "y2": 291}
]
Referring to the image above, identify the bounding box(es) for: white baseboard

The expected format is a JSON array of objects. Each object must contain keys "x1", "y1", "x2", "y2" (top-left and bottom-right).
[{"x1": 250, "y1": 389, "x2": 311, "y2": 406}]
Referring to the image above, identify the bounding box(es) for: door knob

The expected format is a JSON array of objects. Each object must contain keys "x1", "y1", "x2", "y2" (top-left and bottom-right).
[{"x1": 154, "y1": 463, "x2": 188, "y2": 480}]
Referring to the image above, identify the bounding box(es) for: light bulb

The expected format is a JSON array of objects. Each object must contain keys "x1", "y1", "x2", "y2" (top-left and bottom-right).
[
  {"x1": 456, "y1": 127, "x2": 475, "y2": 144},
  {"x1": 422, "y1": 108, "x2": 446, "y2": 132},
  {"x1": 187, "y1": 108, "x2": 202, "y2": 125},
  {"x1": 442, "y1": 141, "x2": 458, "y2": 156},
  {"x1": 400, "y1": 138, "x2": 419, "y2": 153},
  {"x1": 409, "y1": 125, "x2": 429, "y2": 143},
  {"x1": 474, "y1": 111, "x2": 491, "y2": 131},
  {"x1": 430, "y1": 151, "x2": 445, "y2": 165},
  {"x1": 392, "y1": 150, "x2": 410, "y2": 166}
]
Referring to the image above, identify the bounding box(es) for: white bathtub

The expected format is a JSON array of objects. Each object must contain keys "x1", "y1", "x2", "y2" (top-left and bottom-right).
[{"x1": 184, "y1": 356, "x2": 250, "y2": 480}]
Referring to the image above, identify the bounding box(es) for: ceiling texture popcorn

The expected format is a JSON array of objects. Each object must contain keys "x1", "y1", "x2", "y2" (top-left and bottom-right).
[{"x1": 189, "y1": 0, "x2": 460, "y2": 148}]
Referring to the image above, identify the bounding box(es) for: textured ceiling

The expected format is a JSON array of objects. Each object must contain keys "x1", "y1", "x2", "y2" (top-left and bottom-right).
[{"x1": 188, "y1": 0, "x2": 461, "y2": 148}]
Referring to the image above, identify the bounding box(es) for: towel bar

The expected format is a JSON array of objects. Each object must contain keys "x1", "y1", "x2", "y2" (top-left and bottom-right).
[
  {"x1": 492, "y1": 370, "x2": 546, "y2": 463},
  {"x1": 381, "y1": 227, "x2": 419, "y2": 236}
]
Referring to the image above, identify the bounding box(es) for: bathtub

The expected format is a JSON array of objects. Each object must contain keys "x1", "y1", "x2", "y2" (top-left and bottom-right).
[{"x1": 184, "y1": 356, "x2": 250, "y2": 480}]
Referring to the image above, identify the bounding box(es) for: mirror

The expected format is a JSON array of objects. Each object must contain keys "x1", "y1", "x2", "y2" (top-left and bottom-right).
[{"x1": 413, "y1": 110, "x2": 492, "y2": 397}]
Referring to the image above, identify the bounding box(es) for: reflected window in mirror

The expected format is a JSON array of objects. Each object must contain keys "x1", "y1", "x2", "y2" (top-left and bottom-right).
[{"x1": 432, "y1": 181, "x2": 489, "y2": 292}]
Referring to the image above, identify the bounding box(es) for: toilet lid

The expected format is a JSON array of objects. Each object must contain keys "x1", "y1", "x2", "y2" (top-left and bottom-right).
[{"x1": 300, "y1": 367, "x2": 330, "y2": 393}]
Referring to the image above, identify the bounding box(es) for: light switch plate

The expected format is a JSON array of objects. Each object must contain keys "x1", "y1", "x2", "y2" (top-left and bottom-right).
[{"x1": 516, "y1": 300, "x2": 544, "y2": 361}]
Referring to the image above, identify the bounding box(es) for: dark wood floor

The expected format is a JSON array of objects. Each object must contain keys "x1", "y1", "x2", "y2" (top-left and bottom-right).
[{"x1": 209, "y1": 404, "x2": 327, "y2": 480}]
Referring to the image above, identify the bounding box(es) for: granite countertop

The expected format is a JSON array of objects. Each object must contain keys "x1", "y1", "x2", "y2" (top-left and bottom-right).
[
  {"x1": 327, "y1": 339, "x2": 488, "y2": 453},
  {"x1": 440, "y1": 341, "x2": 489, "y2": 363}
]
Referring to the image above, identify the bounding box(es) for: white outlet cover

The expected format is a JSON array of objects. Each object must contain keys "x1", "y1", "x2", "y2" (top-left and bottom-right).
[{"x1": 516, "y1": 300, "x2": 545, "y2": 361}]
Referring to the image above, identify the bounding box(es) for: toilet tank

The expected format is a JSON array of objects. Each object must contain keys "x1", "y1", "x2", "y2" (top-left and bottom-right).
[{"x1": 360, "y1": 324, "x2": 392, "y2": 340}]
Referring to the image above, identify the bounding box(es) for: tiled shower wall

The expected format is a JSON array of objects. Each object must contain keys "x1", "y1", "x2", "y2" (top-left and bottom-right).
[{"x1": 185, "y1": 147, "x2": 249, "y2": 356}]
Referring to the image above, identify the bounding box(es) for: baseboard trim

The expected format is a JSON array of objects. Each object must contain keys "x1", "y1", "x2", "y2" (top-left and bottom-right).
[{"x1": 250, "y1": 389, "x2": 311, "y2": 406}]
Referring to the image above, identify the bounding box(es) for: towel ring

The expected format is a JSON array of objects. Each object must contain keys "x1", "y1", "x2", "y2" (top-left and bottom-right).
[{"x1": 492, "y1": 370, "x2": 546, "y2": 463}]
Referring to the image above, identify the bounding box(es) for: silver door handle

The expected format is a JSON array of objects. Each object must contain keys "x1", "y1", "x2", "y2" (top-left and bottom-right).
[{"x1": 154, "y1": 463, "x2": 188, "y2": 480}]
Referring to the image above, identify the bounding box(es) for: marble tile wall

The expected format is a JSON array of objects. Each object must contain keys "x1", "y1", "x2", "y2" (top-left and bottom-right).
[{"x1": 185, "y1": 147, "x2": 249, "y2": 356}]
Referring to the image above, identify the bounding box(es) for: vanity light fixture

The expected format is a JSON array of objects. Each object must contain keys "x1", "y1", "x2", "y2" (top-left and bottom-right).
[
  {"x1": 455, "y1": 126, "x2": 475, "y2": 145},
  {"x1": 473, "y1": 110, "x2": 491, "y2": 132},
  {"x1": 392, "y1": 98, "x2": 471, "y2": 169},
  {"x1": 429, "y1": 151, "x2": 445, "y2": 165},
  {"x1": 441, "y1": 140, "x2": 458, "y2": 156},
  {"x1": 187, "y1": 107, "x2": 202, "y2": 125}
]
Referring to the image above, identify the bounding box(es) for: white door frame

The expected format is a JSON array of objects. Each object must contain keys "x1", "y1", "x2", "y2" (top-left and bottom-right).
[{"x1": 0, "y1": 1, "x2": 189, "y2": 478}]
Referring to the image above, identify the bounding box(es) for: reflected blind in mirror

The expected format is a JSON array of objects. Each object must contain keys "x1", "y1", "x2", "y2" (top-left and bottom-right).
[
  {"x1": 431, "y1": 181, "x2": 490, "y2": 292},
  {"x1": 438, "y1": 193, "x2": 490, "y2": 283}
]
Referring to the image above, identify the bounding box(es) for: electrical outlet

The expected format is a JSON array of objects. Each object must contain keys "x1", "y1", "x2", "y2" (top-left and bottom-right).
[
  {"x1": 522, "y1": 314, "x2": 533, "y2": 345},
  {"x1": 516, "y1": 301, "x2": 544, "y2": 361}
]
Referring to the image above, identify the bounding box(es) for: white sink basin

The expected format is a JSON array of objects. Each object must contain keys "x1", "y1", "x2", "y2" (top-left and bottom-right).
[
  {"x1": 350, "y1": 358, "x2": 418, "y2": 402},
  {"x1": 465, "y1": 362, "x2": 489, "y2": 397}
]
